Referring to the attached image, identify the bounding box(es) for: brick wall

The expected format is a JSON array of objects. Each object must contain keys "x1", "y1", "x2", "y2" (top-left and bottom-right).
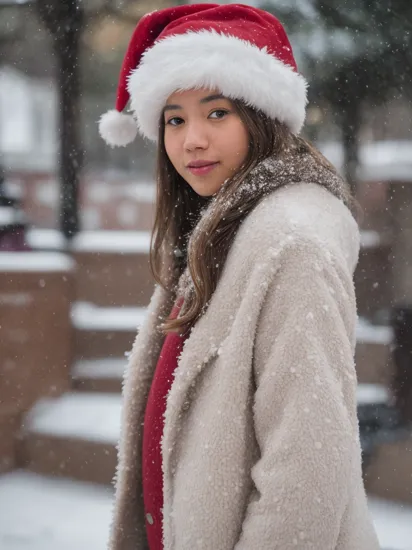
[{"x1": 0, "y1": 259, "x2": 74, "y2": 472}]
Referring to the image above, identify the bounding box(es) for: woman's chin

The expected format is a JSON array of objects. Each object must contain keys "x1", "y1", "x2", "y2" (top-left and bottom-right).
[{"x1": 187, "y1": 179, "x2": 223, "y2": 197}]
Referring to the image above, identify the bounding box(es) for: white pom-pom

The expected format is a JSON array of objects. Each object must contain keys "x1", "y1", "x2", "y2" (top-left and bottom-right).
[{"x1": 98, "y1": 109, "x2": 138, "y2": 147}]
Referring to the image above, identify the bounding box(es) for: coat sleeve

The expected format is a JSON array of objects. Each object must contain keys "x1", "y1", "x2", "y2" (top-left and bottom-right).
[{"x1": 234, "y1": 240, "x2": 361, "y2": 550}]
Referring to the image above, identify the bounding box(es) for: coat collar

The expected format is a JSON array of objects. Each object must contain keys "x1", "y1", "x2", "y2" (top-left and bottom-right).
[
  {"x1": 164, "y1": 146, "x2": 353, "y2": 429},
  {"x1": 175, "y1": 145, "x2": 351, "y2": 305}
]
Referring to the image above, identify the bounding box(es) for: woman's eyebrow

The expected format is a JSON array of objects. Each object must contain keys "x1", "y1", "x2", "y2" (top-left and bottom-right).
[
  {"x1": 199, "y1": 93, "x2": 225, "y2": 104},
  {"x1": 162, "y1": 93, "x2": 226, "y2": 115},
  {"x1": 163, "y1": 103, "x2": 181, "y2": 114}
]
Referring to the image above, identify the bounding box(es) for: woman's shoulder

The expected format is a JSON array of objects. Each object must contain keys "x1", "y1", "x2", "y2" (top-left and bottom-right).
[{"x1": 237, "y1": 182, "x2": 360, "y2": 273}]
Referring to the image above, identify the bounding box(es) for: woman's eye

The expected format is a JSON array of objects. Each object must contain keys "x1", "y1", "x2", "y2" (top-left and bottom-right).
[
  {"x1": 209, "y1": 109, "x2": 228, "y2": 119},
  {"x1": 166, "y1": 117, "x2": 183, "y2": 126}
]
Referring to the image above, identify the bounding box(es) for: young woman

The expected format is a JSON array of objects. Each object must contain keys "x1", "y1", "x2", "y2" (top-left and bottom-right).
[{"x1": 99, "y1": 4, "x2": 380, "y2": 550}]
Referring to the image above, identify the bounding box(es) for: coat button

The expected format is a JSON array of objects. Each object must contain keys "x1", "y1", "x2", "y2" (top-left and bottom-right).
[
  {"x1": 146, "y1": 513, "x2": 154, "y2": 525},
  {"x1": 182, "y1": 400, "x2": 190, "y2": 411}
]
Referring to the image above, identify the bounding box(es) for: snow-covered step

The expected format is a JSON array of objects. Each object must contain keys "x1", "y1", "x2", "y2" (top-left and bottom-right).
[
  {"x1": 26, "y1": 229, "x2": 155, "y2": 307},
  {"x1": 0, "y1": 471, "x2": 411, "y2": 550},
  {"x1": 0, "y1": 471, "x2": 113, "y2": 550},
  {"x1": 26, "y1": 227, "x2": 387, "y2": 251},
  {"x1": 71, "y1": 302, "x2": 145, "y2": 358},
  {"x1": 27, "y1": 228, "x2": 151, "y2": 253},
  {"x1": 357, "y1": 318, "x2": 393, "y2": 345},
  {"x1": 72, "y1": 358, "x2": 126, "y2": 393},
  {"x1": 71, "y1": 302, "x2": 146, "y2": 331},
  {"x1": 25, "y1": 392, "x2": 121, "y2": 443},
  {"x1": 357, "y1": 384, "x2": 390, "y2": 406},
  {"x1": 70, "y1": 304, "x2": 392, "y2": 382},
  {"x1": 20, "y1": 393, "x2": 121, "y2": 484},
  {"x1": 18, "y1": 379, "x2": 406, "y2": 497},
  {"x1": 71, "y1": 352, "x2": 392, "y2": 404},
  {"x1": 25, "y1": 227, "x2": 391, "y2": 311},
  {"x1": 0, "y1": 251, "x2": 74, "y2": 272}
]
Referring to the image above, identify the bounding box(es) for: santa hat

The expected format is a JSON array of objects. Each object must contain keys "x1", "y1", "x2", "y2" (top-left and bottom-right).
[{"x1": 99, "y1": 3, "x2": 308, "y2": 147}]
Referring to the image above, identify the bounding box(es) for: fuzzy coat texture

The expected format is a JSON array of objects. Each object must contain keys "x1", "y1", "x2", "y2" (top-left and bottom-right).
[{"x1": 109, "y1": 149, "x2": 380, "y2": 550}]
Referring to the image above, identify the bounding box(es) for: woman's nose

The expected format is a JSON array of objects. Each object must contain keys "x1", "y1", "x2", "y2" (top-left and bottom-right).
[{"x1": 183, "y1": 122, "x2": 209, "y2": 151}]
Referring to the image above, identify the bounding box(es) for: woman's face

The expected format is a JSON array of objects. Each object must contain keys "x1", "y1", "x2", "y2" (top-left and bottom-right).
[{"x1": 163, "y1": 88, "x2": 249, "y2": 197}]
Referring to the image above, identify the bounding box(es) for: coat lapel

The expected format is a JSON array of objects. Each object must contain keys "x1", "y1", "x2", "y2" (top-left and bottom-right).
[
  {"x1": 110, "y1": 283, "x2": 175, "y2": 550},
  {"x1": 161, "y1": 278, "x2": 237, "y2": 547}
]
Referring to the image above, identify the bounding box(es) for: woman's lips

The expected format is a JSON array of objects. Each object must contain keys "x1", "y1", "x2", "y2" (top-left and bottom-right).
[{"x1": 187, "y1": 162, "x2": 219, "y2": 176}]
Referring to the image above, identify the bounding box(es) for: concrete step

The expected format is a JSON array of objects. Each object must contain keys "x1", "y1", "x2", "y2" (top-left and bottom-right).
[
  {"x1": 72, "y1": 358, "x2": 125, "y2": 393},
  {"x1": 19, "y1": 392, "x2": 121, "y2": 485},
  {"x1": 72, "y1": 231, "x2": 154, "y2": 308},
  {"x1": 29, "y1": 228, "x2": 392, "y2": 313},
  {"x1": 355, "y1": 232, "x2": 392, "y2": 319},
  {"x1": 71, "y1": 326, "x2": 392, "y2": 399},
  {"x1": 28, "y1": 228, "x2": 155, "y2": 307},
  {"x1": 70, "y1": 302, "x2": 394, "y2": 383},
  {"x1": 71, "y1": 302, "x2": 146, "y2": 359},
  {"x1": 18, "y1": 381, "x2": 391, "y2": 488},
  {"x1": 356, "y1": 380, "x2": 412, "y2": 506},
  {"x1": 355, "y1": 318, "x2": 394, "y2": 386},
  {"x1": 0, "y1": 411, "x2": 20, "y2": 474},
  {"x1": 364, "y1": 428, "x2": 412, "y2": 505}
]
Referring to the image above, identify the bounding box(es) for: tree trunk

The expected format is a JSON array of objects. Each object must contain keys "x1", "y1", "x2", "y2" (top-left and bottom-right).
[
  {"x1": 37, "y1": 0, "x2": 84, "y2": 240},
  {"x1": 54, "y1": 15, "x2": 83, "y2": 239},
  {"x1": 389, "y1": 182, "x2": 412, "y2": 424},
  {"x1": 341, "y1": 100, "x2": 360, "y2": 197}
]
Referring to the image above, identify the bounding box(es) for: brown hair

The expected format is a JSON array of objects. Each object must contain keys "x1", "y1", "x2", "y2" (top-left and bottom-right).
[{"x1": 150, "y1": 100, "x2": 359, "y2": 335}]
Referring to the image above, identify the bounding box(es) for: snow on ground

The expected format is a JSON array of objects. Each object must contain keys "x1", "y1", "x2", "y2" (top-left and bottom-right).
[
  {"x1": 369, "y1": 496, "x2": 412, "y2": 550},
  {"x1": 0, "y1": 470, "x2": 411, "y2": 549},
  {"x1": 0, "y1": 471, "x2": 113, "y2": 550}
]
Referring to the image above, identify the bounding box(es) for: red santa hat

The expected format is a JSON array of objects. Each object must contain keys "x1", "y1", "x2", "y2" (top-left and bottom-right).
[{"x1": 99, "y1": 3, "x2": 308, "y2": 147}]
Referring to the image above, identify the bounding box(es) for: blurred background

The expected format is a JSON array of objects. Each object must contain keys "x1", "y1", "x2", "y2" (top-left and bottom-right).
[{"x1": 0, "y1": 0, "x2": 412, "y2": 548}]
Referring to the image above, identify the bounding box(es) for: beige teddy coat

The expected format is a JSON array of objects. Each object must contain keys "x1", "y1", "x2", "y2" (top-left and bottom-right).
[{"x1": 109, "y1": 179, "x2": 380, "y2": 549}]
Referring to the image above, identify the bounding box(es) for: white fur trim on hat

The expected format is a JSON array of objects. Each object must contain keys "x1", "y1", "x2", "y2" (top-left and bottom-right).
[
  {"x1": 98, "y1": 109, "x2": 138, "y2": 147},
  {"x1": 128, "y1": 30, "x2": 308, "y2": 142}
]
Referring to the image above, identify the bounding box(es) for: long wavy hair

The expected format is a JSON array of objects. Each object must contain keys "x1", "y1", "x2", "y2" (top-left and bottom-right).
[{"x1": 150, "y1": 99, "x2": 359, "y2": 335}]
